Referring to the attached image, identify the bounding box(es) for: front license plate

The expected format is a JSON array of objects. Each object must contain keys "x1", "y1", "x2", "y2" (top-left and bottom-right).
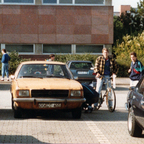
[{"x1": 38, "y1": 103, "x2": 61, "y2": 108}]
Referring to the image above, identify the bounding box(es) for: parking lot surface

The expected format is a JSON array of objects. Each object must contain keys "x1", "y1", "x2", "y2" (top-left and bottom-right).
[{"x1": 0, "y1": 81, "x2": 144, "y2": 144}]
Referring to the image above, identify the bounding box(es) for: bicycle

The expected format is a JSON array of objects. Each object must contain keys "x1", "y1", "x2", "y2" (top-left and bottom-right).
[{"x1": 95, "y1": 77, "x2": 116, "y2": 112}]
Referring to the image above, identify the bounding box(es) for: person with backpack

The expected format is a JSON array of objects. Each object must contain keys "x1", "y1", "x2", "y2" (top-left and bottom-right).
[{"x1": 128, "y1": 52, "x2": 144, "y2": 86}]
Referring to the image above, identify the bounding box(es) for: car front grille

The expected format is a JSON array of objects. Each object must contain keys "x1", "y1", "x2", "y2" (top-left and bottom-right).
[{"x1": 31, "y1": 90, "x2": 69, "y2": 98}]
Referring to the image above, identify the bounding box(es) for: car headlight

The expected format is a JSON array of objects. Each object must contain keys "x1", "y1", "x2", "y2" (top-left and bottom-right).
[
  {"x1": 71, "y1": 90, "x2": 81, "y2": 96},
  {"x1": 17, "y1": 90, "x2": 29, "y2": 97}
]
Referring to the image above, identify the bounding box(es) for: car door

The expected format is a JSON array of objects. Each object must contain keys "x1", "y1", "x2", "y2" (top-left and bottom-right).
[{"x1": 133, "y1": 78, "x2": 144, "y2": 128}]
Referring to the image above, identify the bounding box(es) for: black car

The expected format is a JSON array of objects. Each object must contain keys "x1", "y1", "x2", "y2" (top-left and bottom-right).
[
  {"x1": 127, "y1": 76, "x2": 144, "y2": 137},
  {"x1": 66, "y1": 60, "x2": 96, "y2": 86}
]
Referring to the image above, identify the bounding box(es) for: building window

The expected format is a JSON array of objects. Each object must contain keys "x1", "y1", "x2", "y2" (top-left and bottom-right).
[
  {"x1": 6, "y1": 44, "x2": 34, "y2": 53},
  {"x1": 75, "y1": 0, "x2": 104, "y2": 4},
  {"x1": 4, "y1": 0, "x2": 34, "y2": 3},
  {"x1": 43, "y1": 0, "x2": 104, "y2": 4},
  {"x1": 43, "y1": 0, "x2": 56, "y2": 4},
  {"x1": 76, "y1": 45, "x2": 103, "y2": 53},
  {"x1": 59, "y1": 0, "x2": 72, "y2": 4},
  {"x1": 43, "y1": 45, "x2": 71, "y2": 54}
]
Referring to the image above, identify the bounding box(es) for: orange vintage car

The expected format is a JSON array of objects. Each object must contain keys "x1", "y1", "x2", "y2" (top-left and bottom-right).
[{"x1": 11, "y1": 61, "x2": 85, "y2": 119}]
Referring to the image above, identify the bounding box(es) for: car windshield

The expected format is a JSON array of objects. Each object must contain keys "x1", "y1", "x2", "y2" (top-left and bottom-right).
[
  {"x1": 17, "y1": 64, "x2": 73, "y2": 79},
  {"x1": 70, "y1": 62, "x2": 93, "y2": 70}
]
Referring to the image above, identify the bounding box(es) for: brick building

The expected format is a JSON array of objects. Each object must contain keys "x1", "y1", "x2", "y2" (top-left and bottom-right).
[
  {"x1": 0, "y1": 0, "x2": 113, "y2": 60},
  {"x1": 120, "y1": 5, "x2": 131, "y2": 15}
]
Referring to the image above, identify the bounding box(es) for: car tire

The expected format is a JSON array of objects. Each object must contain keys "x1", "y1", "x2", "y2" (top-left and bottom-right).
[
  {"x1": 11, "y1": 99, "x2": 14, "y2": 110},
  {"x1": 72, "y1": 107, "x2": 82, "y2": 119},
  {"x1": 14, "y1": 105, "x2": 22, "y2": 118},
  {"x1": 128, "y1": 108, "x2": 142, "y2": 137},
  {"x1": 14, "y1": 109, "x2": 22, "y2": 118}
]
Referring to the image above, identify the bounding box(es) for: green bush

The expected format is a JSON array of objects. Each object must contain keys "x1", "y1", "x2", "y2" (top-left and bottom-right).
[
  {"x1": 0, "y1": 52, "x2": 98, "y2": 75},
  {"x1": 55, "y1": 54, "x2": 98, "y2": 64},
  {"x1": 2, "y1": 49, "x2": 139, "y2": 77},
  {"x1": 0, "y1": 51, "x2": 30, "y2": 75},
  {"x1": 113, "y1": 32, "x2": 144, "y2": 77}
]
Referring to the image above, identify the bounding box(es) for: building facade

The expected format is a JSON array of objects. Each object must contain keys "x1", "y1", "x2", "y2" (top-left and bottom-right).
[{"x1": 0, "y1": 0, "x2": 113, "y2": 60}]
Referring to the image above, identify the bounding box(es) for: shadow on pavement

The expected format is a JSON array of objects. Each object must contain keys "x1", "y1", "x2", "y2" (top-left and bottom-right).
[
  {"x1": 0, "y1": 108, "x2": 128, "y2": 121},
  {"x1": 115, "y1": 86, "x2": 129, "y2": 91},
  {"x1": 0, "y1": 83, "x2": 11, "y2": 90},
  {"x1": 0, "y1": 135, "x2": 47, "y2": 143}
]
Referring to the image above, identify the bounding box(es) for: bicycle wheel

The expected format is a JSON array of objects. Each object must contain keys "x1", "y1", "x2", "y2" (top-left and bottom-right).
[
  {"x1": 95, "y1": 93, "x2": 103, "y2": 110},
  {"x1": 106, "y1": 88, "x2": 116, "y2": 112}
]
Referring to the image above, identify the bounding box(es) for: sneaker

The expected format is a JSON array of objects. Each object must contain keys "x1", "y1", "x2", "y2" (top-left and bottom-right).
[
  {"x1": 1, "y1": 78, "x2": 4, "y2": 81},
  {"x1": 88, "y1": 105, "x2": 93, "y2": 113},
  {"x1": 7, "y1": 79, "x2": 9, "y2": 81},
  {"x1": 109, "y1": 106, "x2": 113, "y2": 110}
]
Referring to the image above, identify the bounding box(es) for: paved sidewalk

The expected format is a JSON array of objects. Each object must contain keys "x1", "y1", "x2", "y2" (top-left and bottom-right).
[{"x1": 115, "y1": 77, "x2": 129, "y2": 85}]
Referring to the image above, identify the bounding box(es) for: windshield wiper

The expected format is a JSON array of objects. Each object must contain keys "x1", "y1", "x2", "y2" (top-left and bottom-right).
[
  {"x1": 45, "y1": 75, "x2": 70, "y2": 79},
  {"x1": 20, "y1": 76, "x2": 43, "y2": 78}
]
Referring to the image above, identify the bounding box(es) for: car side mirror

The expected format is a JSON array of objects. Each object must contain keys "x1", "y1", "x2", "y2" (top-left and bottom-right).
[
  {"x1": 74, "y1": 76, "x2": 78, "y2": 80},
  {"x1": 10, "y1": 75, "x2": 15, "y2": 80},
  {"x1": 90, "y1": 67, "x2": 94, "y2": 70}
]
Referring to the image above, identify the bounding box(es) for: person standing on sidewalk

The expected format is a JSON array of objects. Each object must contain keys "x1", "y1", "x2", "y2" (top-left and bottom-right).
[
  {"x1": 47, "y1": 54, "x2": 55, "y2": 62},
  {"x1": 93, "y1": 48, "x2": 118, "y2": 109},
  {"x1": 1, "y1": 49, "x2": 11, "y2": 81},
  {"x1": 46, "y1": 54, "x2": 55, "y2": 75},
  {"x1": 128, "y1": 52, "x2": 143, "y2": 86}
]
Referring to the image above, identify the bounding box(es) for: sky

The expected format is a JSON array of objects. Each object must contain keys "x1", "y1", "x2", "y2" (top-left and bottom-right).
[{"x1": 112, "y1": 0, "x2": 140, "y2": 12}]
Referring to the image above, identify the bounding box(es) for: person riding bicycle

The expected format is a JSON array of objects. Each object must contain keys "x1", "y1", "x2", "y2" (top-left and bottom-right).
[{"x1": 93, "y1": 48, "x2": 118, "y2": 109}]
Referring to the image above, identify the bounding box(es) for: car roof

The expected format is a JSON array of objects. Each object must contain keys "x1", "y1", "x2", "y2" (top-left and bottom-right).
[
  {"x1": 20, "y1": 61, "x2": 65, "y2": 65},
  {"x1": 68, "y1": 60, "x2": 92, "y2": 63}
]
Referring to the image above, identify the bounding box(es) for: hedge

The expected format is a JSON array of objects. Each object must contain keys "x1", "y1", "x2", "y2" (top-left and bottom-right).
[
  {"x1": 113, "y1": 32, "x2": 144, "y2": 77},
  {"x1": 0, "y1": 51, "x2": 142, "y2": 77},
  {"x1": 0, "y1": 51, "x2": 30, "y2": 75}
]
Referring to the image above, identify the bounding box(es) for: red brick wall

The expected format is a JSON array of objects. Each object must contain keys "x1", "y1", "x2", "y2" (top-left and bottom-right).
[
  {"x1": 0, "y1": 5, "x2": 113, "y2": 44},
  {"x1": 120, "y1": 5, "x2": 131, "y2": 15}
]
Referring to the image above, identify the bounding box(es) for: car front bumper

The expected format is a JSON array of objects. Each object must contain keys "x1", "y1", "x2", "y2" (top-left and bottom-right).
[
  {"x1": 13, "y1": 98, "x2": 86, "y2": 110},
  {"x1": 13, "y1": 98, "x2": 86, "y2": 103}
]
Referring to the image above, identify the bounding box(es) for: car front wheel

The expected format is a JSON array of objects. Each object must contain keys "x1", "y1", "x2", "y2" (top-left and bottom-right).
[
  {"x1": 128, "y1": 108, "x2": 142, "y2": 137},
  {"x1": 14, "y1": 109, "x2": 22, "y2": 118},
  {"x1": 72, "y1": 107, "x2": 82, "y2": 119},
  {"x1": 13, "y1": 105, "x2": 22, "y2": 118}
]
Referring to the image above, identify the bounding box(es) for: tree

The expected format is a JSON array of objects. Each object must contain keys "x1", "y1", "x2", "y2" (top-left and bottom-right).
[
  {"x1": 113, "y1": 0, "x2": 144, "y2": 46},
  {"x1": 113, "y1": 16, "x2": 123, "y2": 44},
  {"x1": 137, "y1": 0, "x2": 144, "y2": 17}
]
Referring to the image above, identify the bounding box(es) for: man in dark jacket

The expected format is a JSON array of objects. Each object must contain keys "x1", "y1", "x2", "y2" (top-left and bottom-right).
[
  {"x1": 1, "y1": 49, "x2": 10, "y2": 81},
  {"x1": 128, "y1": 52, "x2": 143, "y2": 86}
]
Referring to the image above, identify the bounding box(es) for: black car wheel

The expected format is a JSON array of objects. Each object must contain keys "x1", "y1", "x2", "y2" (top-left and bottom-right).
[
  {"x1": 13, "y1": 105, "x2": 22, "y2": 118},
  {"x1": 128, "y1": 108, "x2": 142, "y2": 137},
  {"x1": 72, "y1": 107, "x2": 82, "y2": 119},
  {"x1": 14, "y1": 109, "x2": 22, "y2": 118},
  {"x1": 11, "y1": 98, "x2": 14, "y2": 110}
]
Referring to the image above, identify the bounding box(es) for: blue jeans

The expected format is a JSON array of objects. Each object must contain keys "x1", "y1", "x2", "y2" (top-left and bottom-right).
[
  {"x1": 1, "y1": 63, "x2": 9, "y2": 78},
  {"x1": 95, "y1": 75, "x2": 112, "y2": 107},
  {"x1": 96, "y1": 75, "x2": 111, "y2": 94}
]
